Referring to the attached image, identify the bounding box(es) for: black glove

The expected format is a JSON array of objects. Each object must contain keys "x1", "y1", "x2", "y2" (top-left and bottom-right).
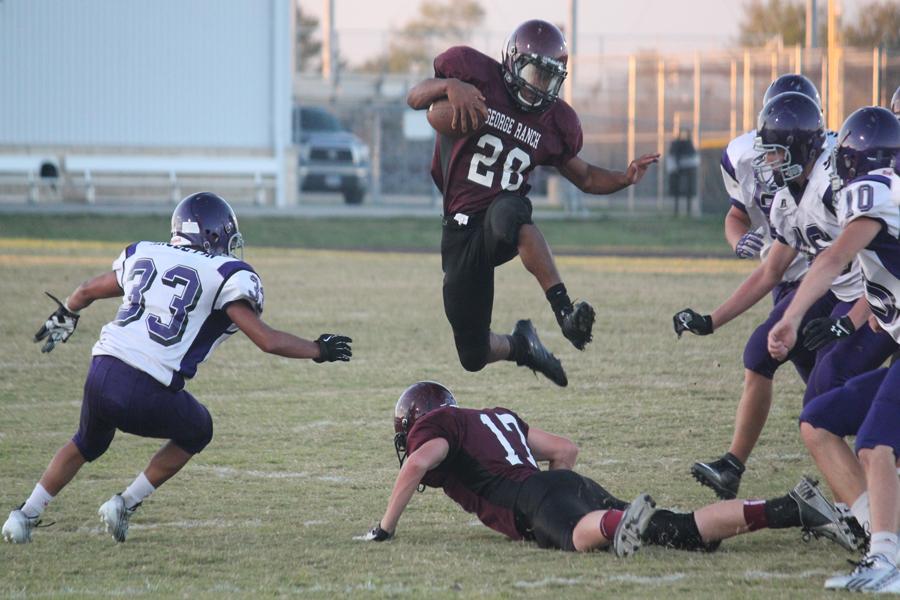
[
  {"x1": 362, "y1": 523, "x2": 394, "y2": 542},
  {"x1": 802, "y1": 316, "x2": 855, "y2": 352},
  {"x1": 313, "y1": 334, "x2": 352, "y2": 363},
  {"x1": 673, "y1": 308, "x2": 713, "y2": 338},
  {"x1": 34, "y1": 292, "x2": 80, "y2": 353}
]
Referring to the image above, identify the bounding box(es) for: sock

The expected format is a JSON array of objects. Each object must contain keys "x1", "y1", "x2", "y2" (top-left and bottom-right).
[
  {"x1": 722, "y1": 452, "x2": 746, "y2": 474},
  {"x1": 546, "y1": 283, "x2": 572, "y2": 323},
  {"x1": 869, "y1": 532, "x2": 899, "y2": 563},
  {"x1": 851, "y1": 492, "x2": 871, "y2": 533},
  {"x1": 599, "y1": 509, "x2": 624, "y2": 541},
  {"x1": 742, "y1": 500, "x2": 769, "y2": 531},
  {"x1": 121, "y1": 472, "x2": 155, "y2": 509},
  {"x1": 763, "y1": 494, "x2": 802, "y2": 529},
  {"x1": 506, "y1": 333, "x2": 527, "y2": 365},
  {"x1": 21, "y1": 483, "x2": 53, "y2": 518}
]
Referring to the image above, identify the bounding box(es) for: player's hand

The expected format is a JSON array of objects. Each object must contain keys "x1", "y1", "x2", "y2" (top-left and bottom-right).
[
  {"x1": 767, "y1": 319, "x2": 797, "y2": 360},
  {"x1": 735, "y1": 229, "x2": 765, "y2": 259},
  {"x1": 673, "y1": 308, "x2": 713, "y2": 338},
  {"x1": 34, "y1": 292, "x2": 79, "y2": 353},
  {"x1": 445, "y1": 79, "x2": 487, "y2": 134},
  {"x1": 801, "y1": 316, "x2": 855, "y2": 352},
  {"x1": 313, "y1": 334, "x2": 352, "y2": 363},
  {"x1": 359, "y1": 523, "x2": 394, "y2": 542},
  {"x1": 625, "y1": 153, "x2": 660, "y2": 185}
]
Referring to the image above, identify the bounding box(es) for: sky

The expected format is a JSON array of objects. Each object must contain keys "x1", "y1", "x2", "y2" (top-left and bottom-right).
[{"x1": 298, "y1": 0, "x2": 865, "y2": 65}]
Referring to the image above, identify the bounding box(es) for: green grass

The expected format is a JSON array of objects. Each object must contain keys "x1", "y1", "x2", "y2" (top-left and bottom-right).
[
  {"x1": 0, "y1": 213, "x2": 730, "y2": 256},
  {"x1": 0, "y1": 241, "x2": 846, "y2": 598}
]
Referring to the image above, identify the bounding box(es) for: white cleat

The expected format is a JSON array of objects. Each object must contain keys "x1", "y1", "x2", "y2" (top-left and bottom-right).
[
  {"x1": 98, "y1": 494, "x2": 139, "y2": 543},
  {"x1": 2, "y1": 508, "x2": 40, "y2": 544},
  {"x1": 824, "y1": 553, "x2": 900, "y2": 592},
  {"x1": 612, "y1": 493, "x2": 657, "y2": 558}
]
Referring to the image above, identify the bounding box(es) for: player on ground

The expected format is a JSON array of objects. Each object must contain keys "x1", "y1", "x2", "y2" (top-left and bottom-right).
[
  {"x1": 358, "y1": 381, "x2": 862, "y2": 556},
  {"x1": 406, "y1": 20, "x2": 658, "y2": 387},
  {"x1": 692, "y1": 75, "x2": 818, "y2": 500},
  {"x1": 768, "y1": 107, "x2": 900, "y2": 592},
  {"x1": 2, "y1": 192, "x2": 353, "y2": 544},
  {"x1": 674, "y1": 93, "x2": 897, "y2": 499}
]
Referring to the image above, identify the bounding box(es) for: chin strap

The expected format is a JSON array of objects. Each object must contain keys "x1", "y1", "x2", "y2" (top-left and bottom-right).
[{"x1": 394, "y1": 432, "x2": 407, "y2": 467}]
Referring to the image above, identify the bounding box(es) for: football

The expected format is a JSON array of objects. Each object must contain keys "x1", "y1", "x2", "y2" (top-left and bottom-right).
[{"x1": 427, "y1": 98, "x2": 484, "y2": 139}]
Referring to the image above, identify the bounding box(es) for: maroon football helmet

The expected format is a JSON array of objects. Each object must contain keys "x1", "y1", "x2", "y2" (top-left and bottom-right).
[
  {"x1": 502, "y1": 20, "x2": 568, "y2": 113},
  {"x1": 393, "y1": 381, "x2": 457, "y2": 465}
]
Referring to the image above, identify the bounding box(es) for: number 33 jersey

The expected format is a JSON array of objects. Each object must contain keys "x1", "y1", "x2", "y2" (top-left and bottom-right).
[
  {"x1": 92, "y1": 242, "x2": 264, "y2": 389},
  {"x1": 430, "y1": 46, "x2": 584, "y2": 216},
  {"x1": 839, "y1": 168, "x2": 900, "y2": 341},
  {"x1": 406, "y1": 405, "x2": 540, "y2": 540}
]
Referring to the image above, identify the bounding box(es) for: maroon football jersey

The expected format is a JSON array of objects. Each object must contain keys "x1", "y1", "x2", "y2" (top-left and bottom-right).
[
  {"x1": 430, "y1": 46, "x2": 584, "y2": 216},
  {"x1": 405, "y1": 405, "x2": 540, "y2": 540}
]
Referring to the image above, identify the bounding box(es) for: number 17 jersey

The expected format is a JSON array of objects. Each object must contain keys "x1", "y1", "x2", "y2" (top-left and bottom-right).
[
  {"x1": 92, "y1": 242, "x2": 264, "y2": 389},
  {"x1": 430, "y1": 46, "x2": 584, "y2": 216}
]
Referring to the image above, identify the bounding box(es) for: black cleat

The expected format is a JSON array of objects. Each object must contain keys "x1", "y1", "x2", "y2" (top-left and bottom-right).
[
  {"x1": 558, "y1": 300, "x2": 595, "y2": 350},
  {"x1": 512, "y1": 320, "x2": 568, "y2": 387},
  {"x1": 690, "y1": 453, "x2": 745, "y2": 500},
  {"x1": 790, "y1": 476, "x2": 865, "y2": 553}
]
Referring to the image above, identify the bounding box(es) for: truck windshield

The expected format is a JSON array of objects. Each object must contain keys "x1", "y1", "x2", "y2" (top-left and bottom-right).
[{"x1": 300, "y1": 108, "x2": 343, "y2": 132}]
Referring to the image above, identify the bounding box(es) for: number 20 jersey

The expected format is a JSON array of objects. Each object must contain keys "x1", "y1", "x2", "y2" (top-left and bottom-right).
[
  {"x1": 406, "y1": 405, "x2": 539, "y2": 541},
  {"x1": 92, "y1": 242, "x2": 264, "y2": 389},
  {"x1": 839, "y1": 168, "x2": 900, "y2": 342},
  {"x1": 430, "y1": 46, "x2": 584, "y2": 216}
]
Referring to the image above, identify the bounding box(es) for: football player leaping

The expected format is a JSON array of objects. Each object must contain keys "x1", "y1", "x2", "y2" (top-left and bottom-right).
[
  {"x1": 674, "y1": 92, "x2": 898, "y2": 499},
  {"x1": 359, "y1": 382, "x2": 862, "y2": 556},
  {"x1": 768, "y1": 107, "x2": 900, "y2": 592},
  {"x1": 2, "y1": 192, "x2": 353, "y2": 544},
  {"x1": 407, "y1": 20, "x2": 658, "y2": 387}
]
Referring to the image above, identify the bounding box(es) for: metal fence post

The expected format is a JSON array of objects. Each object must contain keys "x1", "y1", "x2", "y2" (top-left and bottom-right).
[
  {"x1": 627, "y1": 54, "x2": 636, "y2": 214},
  {"x1": 693, "y1": 52, "x2": 702, "y2": 217},
  {"x1": 657, "y1": 58, "x2": 665, "y2": 212}
]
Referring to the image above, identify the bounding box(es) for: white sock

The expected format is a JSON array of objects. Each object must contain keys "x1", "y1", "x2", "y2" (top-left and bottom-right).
[
  {"x1": 21, "y1": 483, "x2": 53, "y2": 518},
  {"x1": 851, "y1": 492, "x2": 871, "y2": 532},
  {"x1": 870, "y1": 532, "x2": 899, "y2": 564},
  {"x1": 121, "y1": 472, "x2": 155, "y2": 509}
]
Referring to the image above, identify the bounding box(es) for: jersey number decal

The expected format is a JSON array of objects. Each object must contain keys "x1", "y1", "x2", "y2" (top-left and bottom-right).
[
  {"x1": 480, "y1": 413, "x2": 538, "y2": 468},
  {"x1": 116, "y1": 259, "x2": 203, "y2": 346},
  {"x1": 845, "y1": 184, "x2": 875, "y2": 219},
  {"x1": 467, "y1": 134, "x2": 531, "y2": 191}
]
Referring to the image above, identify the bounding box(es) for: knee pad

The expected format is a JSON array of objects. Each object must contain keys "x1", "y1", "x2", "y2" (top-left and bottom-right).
[
  {"x1": 455, "y1": 333, "x2": 490, "y2": 372},
  {"x1": 488, "y1": 194, "x2": 533, "y2": 247},
  {"x1": 176, "y1": 406, "x2": 214, "y2": 455}
]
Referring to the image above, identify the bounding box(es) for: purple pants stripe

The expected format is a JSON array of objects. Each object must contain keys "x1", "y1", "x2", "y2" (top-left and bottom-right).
[{"x1": 72, "y1": 355, "x2": 213, "y2": 461}]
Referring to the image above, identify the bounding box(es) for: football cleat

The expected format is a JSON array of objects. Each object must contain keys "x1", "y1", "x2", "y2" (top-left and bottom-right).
[
  {"x1": 824, "y1": 553, "x2": 900, "y2": 592},
  {"x1": 2, "y1": 508, "x2": 40, "y2": 544},
  {"x1": 612, "y1": 493, "x2": 657, "y2": 558},
  {"x1": 512, "y1": 320, "x2": 567, "y2": 387},
  {"x1": 558, "y1": 300, "x2": 595, "y2": 351},
  {"x1": 690, "y1": 453, "x2": 744, "y2": 500},
  {"x1": 789, "y1": 476, "x2": 864, "y2": 552},
  {"x1": 98, "y1": 494, "x2": 140, "y2": 543}
]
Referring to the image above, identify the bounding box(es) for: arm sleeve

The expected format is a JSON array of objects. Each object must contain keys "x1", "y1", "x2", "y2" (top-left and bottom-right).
[
  {"x1": 215, "y1": 268, "x2": 264, "y2": 315},
  {"x1": 112, "y1": 242, "x2": 140, "y2": 288},
  {"x1": 407, "y1": 408, "x2": 460, "y2": 458},
  {"x1": 720, "y1": 148, "x2": 745, "y2": 208},
  {"x1": 549, "y1": 106, "x2": 584, "y2": 167},
  {"x1": 433, "y1": 46, "x2": 486, "y2": 86}
]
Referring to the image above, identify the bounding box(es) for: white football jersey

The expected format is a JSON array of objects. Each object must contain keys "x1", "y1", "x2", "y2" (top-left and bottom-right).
[
  {"x1": 838, "y1": 168, "x2": 900, "y2": 342},
  {"x1": 769, "y1": 135, "x2": 863, "y2": 302},
  {"x1": 720, "y1": 130, "x2": 807, "y2": 282},
  {"x1": 92, "y1": 242, "x2": 264, "y2": 388}
]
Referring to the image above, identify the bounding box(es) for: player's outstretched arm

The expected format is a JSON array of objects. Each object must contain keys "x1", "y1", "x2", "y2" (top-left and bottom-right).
[
  {"x1": 225, "y1": 300, "x2": 352, "y2": 362},
  {"x1": 768, "y1": 218, "x2": 881, "y2": 360},
  {"x1": 406, "y1": 78, "x2": 487, "y2": 134},
  {"x1": 362, "y1": 438, "x2": 449, "y2": 541},
  {"x1": 526, "y1": 427, "x2": 578, "y2": 470},
  {"x1": 557, "y1": 153, "x2": 659, "y2": 195},
  {"x1": 35, "y1": 271, "x2": 123, "y2": 353}
]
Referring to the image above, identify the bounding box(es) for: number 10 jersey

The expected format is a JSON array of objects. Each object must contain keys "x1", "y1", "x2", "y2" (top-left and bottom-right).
[
  {"x1": 430, "y1": 46, "x2": 584, "y2": 216},
  {"x1": 92, "y1": 242, "x2": 264, "y2": 389}
]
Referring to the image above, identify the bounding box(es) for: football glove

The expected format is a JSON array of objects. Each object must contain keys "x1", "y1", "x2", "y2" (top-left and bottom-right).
[
  {"x1": 313, "y1": 334, "x2": 352, "y2": 363},
  {"x1": 673, "y1": 308, "x2": 713, "y2": 338},
  {"x1": 362, "y1": 523, "x2": 394, "y2": 542},
  {"x1": 735, "y1": 229, "x2": 765, "y2": 259},
  {"x1": 802, "y1": 316, "x2": 855, "y2": 352},
  {"x1": 34, "y1": 292, "x2": 80, "y2": 353}
]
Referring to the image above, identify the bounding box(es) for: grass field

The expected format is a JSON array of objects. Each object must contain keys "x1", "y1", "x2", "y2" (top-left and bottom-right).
[{"x1": 0, "y1": 232, "x2": 854, "y2": 598}]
